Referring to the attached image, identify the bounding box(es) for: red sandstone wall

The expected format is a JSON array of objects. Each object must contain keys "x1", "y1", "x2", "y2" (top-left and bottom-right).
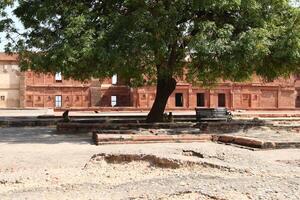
[
  {"x1": 134, "y1": 83, "x2": 298, "y2": 110},
  {"x1": 22, "y1": 70, "x2": 300, "y2": 110},
  {"x1": 24, "y1": 72, "x2": 92, "y2": 108}
]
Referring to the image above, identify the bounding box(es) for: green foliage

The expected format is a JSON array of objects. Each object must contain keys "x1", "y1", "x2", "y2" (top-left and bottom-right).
[
  {"x1": 7, "y1": 0, "x2": 300, "y2": 85},
  {"x1": 0, "y1": 0, "x2": 14, "y2": 44}
]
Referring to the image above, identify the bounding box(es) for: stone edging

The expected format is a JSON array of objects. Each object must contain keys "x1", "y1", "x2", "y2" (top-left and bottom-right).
[
  {"x1": 93, "y1": 133, "x2": 212, "y2": 145},
  {"x1": 93, "y1": 132, "x2": 300, "y2": 149},
  {"x1": 211, "y1": 135, "x2": 300, "y2": 149}
]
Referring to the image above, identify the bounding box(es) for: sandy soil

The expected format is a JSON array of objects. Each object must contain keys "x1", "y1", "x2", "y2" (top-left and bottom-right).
[{"x1": 0, "y1": 127, "x2": 300, "y2": 200}]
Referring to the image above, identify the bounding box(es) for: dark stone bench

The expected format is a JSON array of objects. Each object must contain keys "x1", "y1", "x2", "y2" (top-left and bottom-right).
[{"x1": 195, "y1": 108, "x2": 232, "y2": 121}]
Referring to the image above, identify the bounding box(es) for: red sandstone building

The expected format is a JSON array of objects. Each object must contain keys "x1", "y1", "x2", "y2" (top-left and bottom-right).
[
  {"x1": 1, "y1": 53, "x2": 300, "y2": 110},
  {"x1": 21, "y1": 68, "x2": 300, "y2": 110},
  {"x1": 132, "y1": 76, "x2": 300, "y2": 110}
]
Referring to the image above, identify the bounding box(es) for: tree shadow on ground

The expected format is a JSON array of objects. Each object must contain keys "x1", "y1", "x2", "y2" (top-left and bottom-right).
[{"x1": 0, "y1": 127, "x2": 93, "y2": 145}]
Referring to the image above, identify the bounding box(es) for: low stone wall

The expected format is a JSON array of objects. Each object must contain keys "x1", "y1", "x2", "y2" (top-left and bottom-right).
[
  {"x1": 56, "y1": 119, "x2": 300, "y2": 149},
  {"x1": 0, "y1": 119, "x2": 57, "y2": 127},
  {"x1": 56, "y1": 122, "x2": 197, "y2": 133},
  {"x1": 56, "y1": 120, "x2": 267, "y2": 133}
]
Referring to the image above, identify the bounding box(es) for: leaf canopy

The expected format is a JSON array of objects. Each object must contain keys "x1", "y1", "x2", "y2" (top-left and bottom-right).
[{"x1": 7, "y1": 0, "x2": 300, "y2": 85}]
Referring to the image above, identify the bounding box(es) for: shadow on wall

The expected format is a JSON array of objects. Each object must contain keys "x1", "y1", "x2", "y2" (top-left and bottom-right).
[
  {"x1": 296, "y1": 90, "x2": 300, "y2": 108},
  {"x1": 99, "y1": 86, "x2": 132, "y2": 107}
]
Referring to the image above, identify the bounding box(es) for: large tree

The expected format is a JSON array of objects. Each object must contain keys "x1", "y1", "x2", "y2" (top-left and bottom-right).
[{"x1": 7, "y1": 0, "x2": 300, "y2": 122}]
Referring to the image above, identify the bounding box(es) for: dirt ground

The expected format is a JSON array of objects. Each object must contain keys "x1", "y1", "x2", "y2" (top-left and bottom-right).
[{"x1": 0, "y1": 127, "x2": 300, "y2": 200}]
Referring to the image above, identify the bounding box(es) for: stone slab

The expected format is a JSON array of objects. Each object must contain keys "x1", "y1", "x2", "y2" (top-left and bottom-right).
[{"x1": 93, "y1": 133, "x2": 212, "y2": 145}]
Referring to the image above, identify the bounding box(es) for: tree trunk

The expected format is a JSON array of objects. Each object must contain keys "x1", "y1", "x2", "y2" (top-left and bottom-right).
[{"x1": 146, "y1": 76, "x2": 177, "y2": 123}]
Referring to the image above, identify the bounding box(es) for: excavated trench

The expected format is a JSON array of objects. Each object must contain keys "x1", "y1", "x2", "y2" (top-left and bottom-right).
[
  {"x1": 90, "y1": 153, "x2": 193, "y2": 169},
  {"x1": 87, "y1": 152, "x2": 248, "y2": 173}
]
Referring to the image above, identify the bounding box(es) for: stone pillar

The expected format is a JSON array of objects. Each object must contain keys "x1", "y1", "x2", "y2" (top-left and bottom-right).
[
  {"x1": 209, "y1": 90, "x2": 214, "y2": 108},
  {"x1": 277, "y1": 86, "x2": 280, "y2": 108},
  {"x1": 230, "y1": 87, "x2": 234, "y2": 110},
  {"x1": 187, "y1": 85, "x2": 193, "y2": 109},
  {"x1": 19, "y1": 72, "x2": 26, "y2": 108},
  {"x1": 90, "y1": 87, "x2": 101, "y2": 107},
  {"x1": 132, "y1": 88, "x2": 138, "y2": 108}
]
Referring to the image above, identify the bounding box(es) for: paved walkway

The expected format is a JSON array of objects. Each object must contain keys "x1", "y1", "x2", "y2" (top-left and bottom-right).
[{"x1": 0, "y1": 108, "x2": 299, "y2": 118}]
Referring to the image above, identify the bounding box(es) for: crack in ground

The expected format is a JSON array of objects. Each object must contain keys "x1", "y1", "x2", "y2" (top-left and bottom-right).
[
  {"x1": 182, "y1": 150, "x2": 204, "y2": 158},
  {"x1": 182, "y1": 149, "x2": 227, "y2": 161},
  {"x1": 160, "y1": 190, "x2": 226, "y2": 200}
]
